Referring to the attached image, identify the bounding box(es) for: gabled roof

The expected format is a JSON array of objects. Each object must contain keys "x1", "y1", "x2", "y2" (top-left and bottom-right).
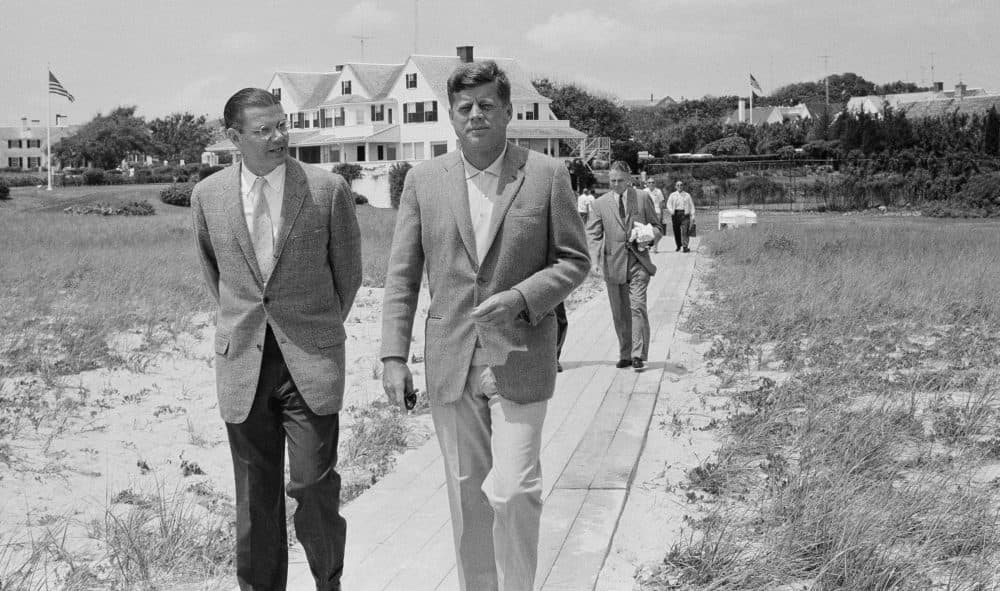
[
  {"x1": 507, "y1": 124, "x2": 586, "y2": 139},
  {"x1": 326, "y1": 94, "x2": 371, "y2": 106},
  {"x1": 0, "y1": 125, "x2": 79, "y2": 141},
  {"x1": 621, "y1": 96, "x2": 676, "y2": 109},
  {"x1": 273, "y1": 72, "x2": 340, "y2": 110},
  {"x1": 900, "y1": 94, "x2": 1000, "y2": 119},
  {"x1": 802, "y1": 102, "x2": 843, "y2": 119},
  {"x1": 343, "y1": 63, "x2": 405, "y2": 99},
  {"x1": 722, "y1": 106, "x2": 780, "y2": 125},
  {"x1": 409, "y1": 55, "x2": 549, "y2": 104}
]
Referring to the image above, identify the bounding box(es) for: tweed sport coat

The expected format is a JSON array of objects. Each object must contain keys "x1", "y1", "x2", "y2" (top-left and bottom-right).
[
  {"x1": 587, "y1": 188, "x2": 664, "y2": 284},
  {"x1": 380, "y1": 143, "x2": 590, "y2": 405},
  {"x1": 191, "y1": 158, "x2": 362, "y2": 423}
]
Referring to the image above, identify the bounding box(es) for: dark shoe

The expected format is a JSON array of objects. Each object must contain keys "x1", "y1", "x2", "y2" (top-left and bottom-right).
[
  {"x1": 675, "y1": 246, "x2": 681, "y2": 252},
  {"x1": 557, "y1": 362, "x2": 563, "y2": 373},
  {"x1": 632, "y1": 357, "x2": 644, "y2": 370},
  {"x1": 616, "y1": 359, "x2": 632, "y2": 369},
  {"x1": 683, "y1": 247, "x2": 691, "y2": 253}
]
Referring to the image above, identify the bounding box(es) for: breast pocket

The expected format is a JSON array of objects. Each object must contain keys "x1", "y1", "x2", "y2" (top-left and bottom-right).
[
  {"x1": 509, "y1": 206, "x2": 546, "y2": 218},
  {"x1": 287, "y1": 228, "x2": 327, "y2": 251}
]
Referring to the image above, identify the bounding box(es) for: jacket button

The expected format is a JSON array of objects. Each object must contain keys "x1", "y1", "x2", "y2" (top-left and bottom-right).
[
  {"x1": 476, "y1": 277, "x2": 486, "y2": 285},
  {"x1": 256, "y1": 343, "x2": 262, "y2": 351},
  {"x1": 263, "y1": 296, "x2": 270, "y2": 304}
]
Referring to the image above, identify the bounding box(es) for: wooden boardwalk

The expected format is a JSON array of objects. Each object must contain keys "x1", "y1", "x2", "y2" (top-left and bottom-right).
[{"x1": 276, "y1": 240, "x2": 699, "y2": 591}]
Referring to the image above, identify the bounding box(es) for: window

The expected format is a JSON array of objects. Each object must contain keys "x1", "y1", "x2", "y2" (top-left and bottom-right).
[
  {"x1": 321, "y1": 109, "x2": 332, "y2": 128},
  {"x1": 388, "y1": 108, "x2": 393, "y2": 124},
  {"x1": 402, "y1": 142, "x2": 425, "y2": 160},
  {"x1": 376, "y1": 145, "x2": 385, "y2": 161},
  {"x1": 27, "y1": 139, "x2": 41, "y2": 149},
  {"x1": 516, "y1": 103, "x2": 539, "y2": 121},
  {"x1": 342, "y1": 80, "x2": 352, "y2": 95},
  {"x1": 403, "y1": 101, "x2": 438, "y2": 123},
  {"x1": 328, "y1": 147, "x2": 341, "y2": 163},
  {"x1": 7, "y1": 157, "x2": 22, "y2": 168},
  {"x1": 312, "y1": 111, "x2": 319, "y2": 128},
  {"x1": 386, "y1": 146, "x2": 397, "y2": 160},
  {"x1": 355, "y1": 108, "x2": 365, "y2": 125},
  {"x1": 371, "y1": 104, "x2": 385, "y2": 122},
  {"x1": 295, "y1": 112, "x2": 305, "y2": 129},
  {"x1": 356, "y1": 146, "x2": 365, "y2": 161},
  {"x1": 272, "y1": 88, "x2": 282, "y2": 101},
  {"x1": 27, "y1": 157, "x2": 41, "y2": 168},
  {"x1": 7, "y1": 140, "x2": 21, "y2": 149},
  {"x1": 334, "y1": 108, "x2": 345, "y2": 126},
  {"x1": 431, "y1": 142, "x2": 448, "y2": 157},
  {"x1": 405, "y1": 73, "x2": 417, "y2": 89}
]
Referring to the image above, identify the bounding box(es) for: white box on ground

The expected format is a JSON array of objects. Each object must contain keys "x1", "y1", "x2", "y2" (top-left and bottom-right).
[{"x1": 718, "y1": 208, "x2": 758, "y2": 230}]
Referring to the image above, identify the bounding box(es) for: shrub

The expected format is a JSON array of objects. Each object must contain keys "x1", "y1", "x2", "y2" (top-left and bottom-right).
[
  {"x1": 735, "y1": 175, "x2": 787, "y2": 204},
  {"x1": 160, "y1": 182, "x2": 195, "y2": 207},
  {"x1": 83, "y1": 168, "x2": 107, "y2": 185},
  {"x1": 0, "y1": 178, "x2": 9, "y2": 200},
  {"x1": 0, "y1": 174, "x2": 45, "y2": 187},
  {"x1": 198, "y1": 165, "x2": 224, "y2": 180},
  {"x1": 699, "y1": 135, "x2": 751, "y2": 156},
  {"x1": 353, "y1": 193, "x2": 369, "y2": 205},
  {"x1": 332, "y1": 163, "x2": 362, "y2": 185},
  {"x1": 135, "y1": 169, "x2": 153, "y2": 184},
  {"x1": 388, "y1": 162, "x2": 412, "y2": 209},
  {"x1": 64, "y1": 200, "x2": 155, "y2": 216}
]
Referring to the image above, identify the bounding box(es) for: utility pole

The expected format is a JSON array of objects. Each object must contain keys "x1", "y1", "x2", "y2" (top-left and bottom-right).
[
  {"x1": 353, "y1": 35, "x2": 373, "y2": 61},
  {"x1": 929, "y1": 52, "x2": 935, "y2": 84},
  {"x1": 819, "y1": 53, "x2": 831, "y2": 109}
]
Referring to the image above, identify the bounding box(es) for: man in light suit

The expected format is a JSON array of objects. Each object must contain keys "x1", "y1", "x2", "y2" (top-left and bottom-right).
[
  {"x1": 380, "y1": 61, "x2": 589, "y2": 591},
  {"x1": 191, "y1": 88, "x2": 362, "y2": 591},
  {"x1": 588, "y1": 161, "x2": 664, "y2": 371}
]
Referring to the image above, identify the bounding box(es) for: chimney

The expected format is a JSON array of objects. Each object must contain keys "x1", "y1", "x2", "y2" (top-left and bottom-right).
[
  {"x1": 738, "y1": 99, "x2": 746, "y2": 123},
  {"x1": 650, "y1": 93, "x2": 654, "y2": 103},
  {"x1": 933, "y1": 81, "x2": 944, "y2": 92},
  {"x1": 21, "y1": 116, "x2": 29, "y2": 130},
  {"x1": 955, "y1": 82, "x2": 966, "y2": 99},
  {"x1": 335, "y1": 64, "x2": 343, "y2": 72},
  {"x1": 456, "y1": 45, "x2": 474, "y2": 63}
]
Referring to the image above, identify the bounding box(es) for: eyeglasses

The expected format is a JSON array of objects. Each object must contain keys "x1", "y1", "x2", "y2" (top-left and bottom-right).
[{"x1": 245, "y1": 121, "x2": 289, "y2": 138}]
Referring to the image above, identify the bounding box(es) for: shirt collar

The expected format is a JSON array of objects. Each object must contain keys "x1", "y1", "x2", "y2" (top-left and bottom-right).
[
  {"x1": 461, "y1": 144, "x2": 507, "y2": 180},
  {"x1": 241, "y1": 162, "x2": 286, "y2": 195}
]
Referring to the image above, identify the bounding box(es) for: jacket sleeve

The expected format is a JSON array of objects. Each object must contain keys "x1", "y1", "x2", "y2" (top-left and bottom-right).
[
  {"x1": 327, "y1": 176, "x2": 362, "y2": 321},
  {"x1": 191, "y1": 186, "x2": 220, "y2": 303},
  {"x1": 380, "y1": 170, "x2": 424, "y2": 360}
]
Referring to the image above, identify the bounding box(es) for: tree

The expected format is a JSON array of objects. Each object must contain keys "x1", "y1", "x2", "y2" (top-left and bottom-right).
[
  {"x1": 532, "y1": 78, "x2": 630, "y2": 140},
  {"x1": 149, "y1": 112, "x2": 213, "y2": 163},
  {"x1": 984, "y1": 107, "x2": 1000, "y2": 156},
  {"x1": 52, "y1": 106, "x2": 153, "y2": 169}
]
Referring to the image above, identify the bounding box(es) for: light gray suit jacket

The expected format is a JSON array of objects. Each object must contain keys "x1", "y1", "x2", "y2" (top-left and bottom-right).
[
  {"x1": 587, "y1": 188, "x2": 664, "y2": 284},
  {"x1": 192, "y1": 158, "x2": 362, "y2": 423},
  {"x1": 380, "y1": 143, "x2": 590, "y2": 405}
]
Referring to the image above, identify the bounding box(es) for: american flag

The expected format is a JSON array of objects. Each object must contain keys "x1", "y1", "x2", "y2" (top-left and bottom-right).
[
  {"x1": 750, "y1": 74, "x2": 763, "y2": 96},
  {"x1": 49, "y1": 71, "x2": 75, "y2": 102}
]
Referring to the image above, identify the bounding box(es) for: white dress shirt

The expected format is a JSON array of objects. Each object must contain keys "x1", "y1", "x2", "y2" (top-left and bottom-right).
[
  {"x1": 666, "y1": 190, "x2": 695, "y2": 217},
  {"x1": 240, "y1": 163, "x2": 286, "y2": 242},
  {"x1": 461, "y1": 145, "x2": 507, "y2": 264}
]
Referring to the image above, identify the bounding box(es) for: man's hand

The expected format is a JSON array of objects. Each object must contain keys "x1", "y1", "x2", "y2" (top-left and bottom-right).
[
  {"x1": 471, "y1": 289, "x2": 526, "y2": 326},
  {"x1": 382, "y1": 357, "x2": 413, "y2": 412}
]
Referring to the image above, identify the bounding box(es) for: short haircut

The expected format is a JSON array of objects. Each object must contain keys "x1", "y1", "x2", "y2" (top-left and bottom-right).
[
  {"x1": 609, "y1": 160, "x2": 632, "y2": 175},
  {"x1": 446, "y1": 60, "x2": 511, "y2": 106},
  {"x1": 224, "y1": 88, "x2": 281, "y2": 130}
]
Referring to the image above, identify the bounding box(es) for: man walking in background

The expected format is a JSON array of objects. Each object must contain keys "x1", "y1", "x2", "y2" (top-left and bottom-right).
[
  {"x1": 666, "y1": 180, "x2": 696, "y2": 252},
  {"x1": 644, "y1": 178, "x2": 665, "y2": 252},
  {"x1": 380, "y1": 60, "x2": 589, "y2": 591},
  {"x1": 191, "y1": 87, "x2": 362, "y2": 591},
  {"x1": 587, "y1": 161, "x2": 663, "y2": 370}
]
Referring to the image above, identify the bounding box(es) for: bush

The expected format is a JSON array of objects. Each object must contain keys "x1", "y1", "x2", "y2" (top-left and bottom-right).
[
  {"x1": 388, "y1": 162, "x2": 412, "y2": 209},
  {"x1": 699, "y1": 135, "x2": 751, "y2": 156},
  {"x1": 0, "y1": 174, "x2": 45, "y2": 187},
  {"x1": 353, "y1": 193, "x2": 369, "y2": 205},
  {"x1": 64, "y1": 200, "x2": 155, "y2": 216},
  {"x1": 332, "y1": 163, "x2": 362, "y2": 185},
  {"x1": 0, "y1": 178, "x2": 9, "y2": 200},
  {"x1": 198, "y1": 165, "x2": 224, "y2": 180},
  {"x1": 160, "y1": 182, "x2": 195, "y2": 207},
  {"x1": 83, "y1": 168, "x2": 107, "y2": 185},
  {"x1": 735, "y1": 175, "x2": 787, "y2": 204}
]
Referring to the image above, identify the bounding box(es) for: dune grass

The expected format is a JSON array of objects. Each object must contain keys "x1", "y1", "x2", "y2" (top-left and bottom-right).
[{"x1": 653, "y1": 217, "x2": 1000, "y2": 589}]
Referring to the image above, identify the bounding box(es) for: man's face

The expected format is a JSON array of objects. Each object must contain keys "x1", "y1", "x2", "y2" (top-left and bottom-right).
[
  {"x1": 646, "y1": 181, "x2": 656, "y2": 191},
  {"x1": 675, "y1": 182, "x2": 685, "y2": 192},
  {"x1": 226, "y1": 104, "x2": 289, "y2": 176},
  {"x1": 449, "y1": 82, "x2": 512, "y2": 160},
  {"x1": 608, "y1": 170, "x2": 630, "y2": 193}
]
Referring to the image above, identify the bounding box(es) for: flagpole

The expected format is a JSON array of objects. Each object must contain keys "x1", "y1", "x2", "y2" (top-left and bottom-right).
[
  {"x1": 47, "y1": 64, "x2": 52, "y2": 191},
  {"x1": 749, "y1": 69, "x2": 754, "y2": 125}
]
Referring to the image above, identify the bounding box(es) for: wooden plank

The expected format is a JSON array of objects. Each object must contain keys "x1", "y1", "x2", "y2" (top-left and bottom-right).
[
  {"x1": 380, "y1": 518, "x2": 458, "y2": 591},
  {"x1": 539, "y1": 490, "x2": 626, "y2": 591},
  {"x1": 591, "y1": 393, "x2": 657, "y2": 490},
  {"x1": 535, "y1": 488, "x2": 588, "y2": 585}
]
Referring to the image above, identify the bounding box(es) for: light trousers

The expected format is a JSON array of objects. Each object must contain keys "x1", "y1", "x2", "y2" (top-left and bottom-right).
[
  {"x1": 606, "y1": 258, "x2": 651, "y2": 361},
  {"x1": 431, "y1": 364, "x2": 548, "y2": 591}
]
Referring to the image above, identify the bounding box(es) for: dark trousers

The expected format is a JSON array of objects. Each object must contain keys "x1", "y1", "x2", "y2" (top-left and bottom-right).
[
  {"x1": 671, "y1": 212, "x2": 691, "y2": 249},
  {"x1": 226, "y1": 326, "x2": 346, "y2": 591},
  {"x1": 555, "y1": 302, "x2": 568, "y2": 360}
]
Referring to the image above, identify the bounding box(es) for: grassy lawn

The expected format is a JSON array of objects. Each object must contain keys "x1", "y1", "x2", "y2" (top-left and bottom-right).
[
  {"x1": 652, "y1": 216, "x2": 1000, "y2": 589},
  {"x1": 0, "y1": 185, "x2": 396, "y2": 379}
]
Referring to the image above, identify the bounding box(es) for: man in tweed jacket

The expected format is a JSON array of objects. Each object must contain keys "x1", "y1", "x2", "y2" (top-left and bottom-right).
[
  {"x1": 381, "y1": 61, "x2": 589, "y2": 591},
  {"x1": 191, "y1": 88, "x2": 361, "y2": 591}
]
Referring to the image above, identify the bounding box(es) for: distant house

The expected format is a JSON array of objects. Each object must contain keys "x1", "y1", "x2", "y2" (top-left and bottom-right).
[
  {"x1": 621, "y1": 95, "x2": 676, "y2": 110},
  {"x1": 205, "y1": 45, "x2": 586, "y2": 168},
  {"x1": 0, "y1": 118, "x2": 78, "y2": 171},
  {"x1": 722, "y1": 104, "x2": 813, "y2": 126},
  {"x1": 846, "y1": 82, "x2": 995, "y2": 118}
]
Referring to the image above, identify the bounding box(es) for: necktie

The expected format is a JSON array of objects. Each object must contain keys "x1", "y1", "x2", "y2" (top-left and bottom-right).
[
  {"x1": 618, "y1": 193, "x2": 626, "y2": 219},
  {"x1": 250, "y1": 177, "x2": 274, "y2": 281}
]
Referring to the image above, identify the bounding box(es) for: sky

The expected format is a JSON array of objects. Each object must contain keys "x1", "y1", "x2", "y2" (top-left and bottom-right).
[{"x1": 2, "y1": 0, "x2": 998, "y2": 126}]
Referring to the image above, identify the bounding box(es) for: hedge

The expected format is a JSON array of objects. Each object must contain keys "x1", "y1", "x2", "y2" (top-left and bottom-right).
[{"x1": 160, "y1": 182, "x2": 195, "y2": 207}]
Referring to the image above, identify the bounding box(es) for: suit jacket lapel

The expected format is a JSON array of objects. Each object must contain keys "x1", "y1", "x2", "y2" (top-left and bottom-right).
[
  {"x1": 625, "y1": 188, "x2": 638, "y2": 231},
  {"x1": 222, "y1": 164, "x2": 265, "y2": 284},
  {"x1": 483, "y1": 144, "x2": 527, "y2": 256},
  {"x1": 442, "y1": 153, "x2": 478, "y2": 268},
  {"x1": 272, "y1": 159, "x2": 306, "y2": 263},
  {"x1": 610, "y1": 191, "x2": 626, "y2": 231}
]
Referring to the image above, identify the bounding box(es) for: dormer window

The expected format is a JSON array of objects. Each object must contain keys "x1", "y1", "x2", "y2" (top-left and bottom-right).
[
  {"x1": 342, "y1": 80, "x2": 352, "y2": 95},
  {"x1": 405, "y1": 73, "x2": 417, "y2": 89},
  {"x1": 272, "y1": 88, "x2": 282, "y2": 101}
]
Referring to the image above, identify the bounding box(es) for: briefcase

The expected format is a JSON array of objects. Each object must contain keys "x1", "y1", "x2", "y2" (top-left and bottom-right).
[{"x1": 689, "y1": 221, "x2": 697, "y2": 237}]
